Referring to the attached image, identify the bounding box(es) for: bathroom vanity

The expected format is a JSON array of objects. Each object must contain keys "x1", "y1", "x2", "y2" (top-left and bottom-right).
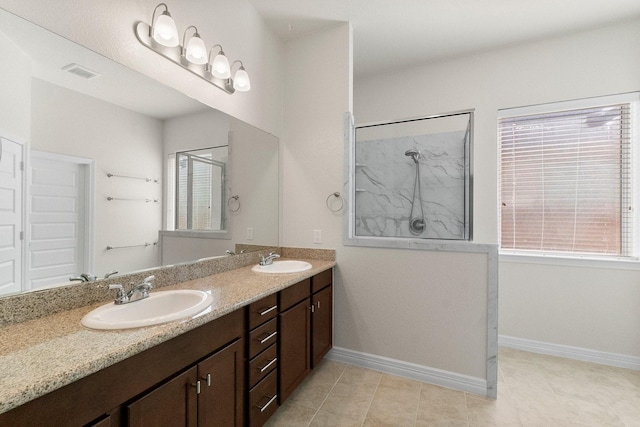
[{"x1": 0, "y1": 256, "x2": 334, "y2": 427}]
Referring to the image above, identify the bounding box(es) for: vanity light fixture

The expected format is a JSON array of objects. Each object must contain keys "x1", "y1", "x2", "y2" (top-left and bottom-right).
[
  {"x1": 182, "y1": 26, "x2": 207, "y2": 65},
  {"x1": 150, "y1": 3, "x2": 179, "y2": 47},
  {"x1": 231, "y1": 60, "x2": 251, "y2": 92},
  {"x1": 207, "y1": 45, "x2": 231, "y2": 79},
  {"x1": 135, "y1": 3, "x2": 251, "y2": 94}
]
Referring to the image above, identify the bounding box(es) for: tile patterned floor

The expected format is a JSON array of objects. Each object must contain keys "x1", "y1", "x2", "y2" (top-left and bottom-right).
[{"x1": 264, "y1": 348, "x2": 640, "y2": 427}]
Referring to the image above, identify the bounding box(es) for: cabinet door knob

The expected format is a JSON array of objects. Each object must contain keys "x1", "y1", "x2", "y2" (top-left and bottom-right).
[
  {"x1": 317, "y1": 301, "x2": 321, "y2": 309},
  {"x1": 310, "y1": 305, "x2": 315, "y2": 313},
  {"x1": 192, "y1": 380, "x2": 201, "y2": 394}
]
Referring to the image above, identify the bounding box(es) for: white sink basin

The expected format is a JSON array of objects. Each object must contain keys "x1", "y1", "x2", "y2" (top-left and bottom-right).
[
  {"x1": 252, "y1": 260, "x2": 312, "y2": 274},
  {"x1": 81, "y1": 290, "x2": 213, "y2": 330}
]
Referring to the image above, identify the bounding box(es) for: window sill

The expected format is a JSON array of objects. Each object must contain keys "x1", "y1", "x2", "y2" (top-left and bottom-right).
[
  {"x1": 159, "y1": 229, "x2": 231, "y2": 240},
  {"x1": 499, "y1": 252, "x2": 640, "y2": 270}
]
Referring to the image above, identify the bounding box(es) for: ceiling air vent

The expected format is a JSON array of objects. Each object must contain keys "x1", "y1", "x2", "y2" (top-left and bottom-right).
[{"x1": 62, "y1": 63, "x2": 101, "y2": 80}]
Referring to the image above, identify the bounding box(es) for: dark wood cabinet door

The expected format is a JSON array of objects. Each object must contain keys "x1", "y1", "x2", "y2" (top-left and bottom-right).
[
  {"x1": 87, "y1": 414, "x2": 112, "y2": 427},
  {"x1": 127, "y1": 366, "x2": 198, "y2": 427},
  {"x1": 198, "y1": 339, "x2": 245, "y2": 427},
  {"x1": 312, "y1": 285, "x2": 333, "y2": 367},
  {"x1": 278, "y1": 298, "x2": 311, "y2": 403}
]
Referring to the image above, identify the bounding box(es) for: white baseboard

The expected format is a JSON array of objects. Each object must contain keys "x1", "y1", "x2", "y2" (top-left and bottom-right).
[
  {"x1": 499, "y1": 335, "x2": 640, "y2": 371},
  {"x1": 326, "y1": 346, "x2": 489, "y2": 397}
]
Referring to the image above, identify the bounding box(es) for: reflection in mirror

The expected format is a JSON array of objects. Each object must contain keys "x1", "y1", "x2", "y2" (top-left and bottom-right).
[
  {"x1": 174, "y1": 147, "x2": 229, "y2": 231},
  {"x1": 0, "y1": 8, "x2": 278, "y2": 297}
]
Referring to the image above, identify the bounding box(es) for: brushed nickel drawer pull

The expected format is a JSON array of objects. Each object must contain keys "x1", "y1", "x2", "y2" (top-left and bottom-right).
[
  {"x1": 192, "y1": 380, "x2": 201, "y2": 394},
  {"x1": 258, "y1": 357, "x2": 278, "y2": 373},
  {"x1": 257, "y1": 395, "x2": 277, "y2": 412},
  {"x1": 259, "y1": 331, "x2": 277, "y2": 344},
  {"x1": 200, "y1": 373, "x2": 212, "y2": 387},
  {"x1": 259, "y1": 305, "x2": 278, "y2": 316}
]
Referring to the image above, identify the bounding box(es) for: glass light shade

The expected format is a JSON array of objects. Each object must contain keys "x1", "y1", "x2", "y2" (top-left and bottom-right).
[
  {"x1": 211, "y1": 54, "x2": 231, "y2": 79},
  {"x1": 152, "y1": 13, "x2": 179, "y2": 47},
  {"x1": 186, "y1": 36, "x2": 207, "y2": 64},
  {"x1": 233, "y1": 68, "x2": 251, "y2": 92}
]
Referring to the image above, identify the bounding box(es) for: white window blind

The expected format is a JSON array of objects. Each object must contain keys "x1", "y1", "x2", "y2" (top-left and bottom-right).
[
  {"x1": 499, "y1": 102, "x2": 633, "y2": 257},
  {"x1": 175, "y1": 149, "x2": 225, "y2": 231}
]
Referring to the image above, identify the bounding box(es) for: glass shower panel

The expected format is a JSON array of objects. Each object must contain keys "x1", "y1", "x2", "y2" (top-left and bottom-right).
[{"x1": 354, "y1": 112, "x2": 472, "y2": 240}]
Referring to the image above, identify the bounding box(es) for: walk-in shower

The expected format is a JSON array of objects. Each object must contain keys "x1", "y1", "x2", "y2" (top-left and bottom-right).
[
  {"x1": 352, "y1": 111, "x2": 473, "y2": 241},
  {"x1": 404, "y1": 149, "x2": 426, "y2": 235}
]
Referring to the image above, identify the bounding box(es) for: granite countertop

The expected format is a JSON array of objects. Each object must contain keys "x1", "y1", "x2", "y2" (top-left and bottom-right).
[{"x1": 0, "y1": 259, "x2": 335, "y2": 414}]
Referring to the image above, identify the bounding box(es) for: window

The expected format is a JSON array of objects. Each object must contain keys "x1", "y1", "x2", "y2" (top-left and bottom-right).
[
  {"x1": 499, "y1": 94, "x2": 637, "y2": 259},
  {"x1": 171, "y1": 147, "x2": 227, "y2": 231}
]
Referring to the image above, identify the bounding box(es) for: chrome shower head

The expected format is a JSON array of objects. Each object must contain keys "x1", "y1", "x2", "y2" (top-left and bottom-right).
[{"x1": 405, "y1": 149, "x2": 420, "y2": 163}]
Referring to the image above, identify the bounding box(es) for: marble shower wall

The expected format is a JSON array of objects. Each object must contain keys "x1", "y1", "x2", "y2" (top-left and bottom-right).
[{"x1": 355, "y1": 130, "x2": 469, "y2": 239}]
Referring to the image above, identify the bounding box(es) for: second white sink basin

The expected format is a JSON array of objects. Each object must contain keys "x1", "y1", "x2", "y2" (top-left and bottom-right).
[
  {"x1": 81, "y1": 290, "x2": 213, "y2": 330},
  {"x1": 252, "y1": 260, "x2": 312, "y2": 274}
]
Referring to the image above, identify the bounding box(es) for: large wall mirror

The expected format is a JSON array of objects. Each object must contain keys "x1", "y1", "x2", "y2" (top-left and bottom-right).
[{"x1": 0, "y1": 8, "x2": 279, "y2": 297}]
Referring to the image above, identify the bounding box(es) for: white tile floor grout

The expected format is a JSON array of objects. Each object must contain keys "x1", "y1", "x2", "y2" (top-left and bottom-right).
[{"x1": 265, "y1": 347, "x2": 640, "y2": 427}]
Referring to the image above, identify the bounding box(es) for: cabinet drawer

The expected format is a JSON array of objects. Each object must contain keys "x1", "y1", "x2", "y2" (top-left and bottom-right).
[
  {"x1": 249, "y1": 371, "x2": 278, "y2": 427},
  {"x1": 280, "y1": 279, "x2": 310, "y2": 311},
  {"x1": 249, "y1": 318, "x2": 278, "y2": 359},
  {"x1": 249, "y1": 344, "x2": 277, "y2": 388},
  {"x1": 248, "y1": 293, "x2": 278, "y2": 330},
  {"x1": 312, "y1": 269, "x2": 332, "y2": 293}
]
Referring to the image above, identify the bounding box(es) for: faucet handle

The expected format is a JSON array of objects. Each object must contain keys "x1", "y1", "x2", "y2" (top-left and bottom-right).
[
  {"x1": 103, "y1": 270, "x2": 118, "y2": 279},
  {"x1": 143, "y1": 275, "x2": 155, "y2": 284},
  {"x1": 108, "y1": 284, "x2": 128, "y2": 304},
  {"x1": 109, "y1": 284, "x2": 124, "y2": 293}
]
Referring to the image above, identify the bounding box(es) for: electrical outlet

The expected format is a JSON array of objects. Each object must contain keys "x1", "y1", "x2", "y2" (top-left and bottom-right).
[
  {"x1": 246, "y1": 227, "x2": 254, "y2": 240},
  {"x1": 313, "y1": 229, "x2": 322, "y2": 244}
]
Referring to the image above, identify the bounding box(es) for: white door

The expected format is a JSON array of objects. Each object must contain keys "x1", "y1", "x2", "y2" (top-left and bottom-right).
[
  {"x1": 28, "y1": 152, "x2": 88, "y2": 290},
  {"x1": 0, "y1": 138, "x2": 23, "y2": 295}
]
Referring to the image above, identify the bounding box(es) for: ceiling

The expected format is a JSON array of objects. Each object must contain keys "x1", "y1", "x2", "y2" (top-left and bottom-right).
[{"x1": 248, "y1": 0, "x2": 640, "y2": 77}]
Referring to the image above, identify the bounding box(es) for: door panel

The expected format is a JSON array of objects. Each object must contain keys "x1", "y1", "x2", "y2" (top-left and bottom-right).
[
  {"x1": 279, "y1": 298, "x2": 311, "y2": 403},
  {"x1": 127, "y1": 367, "x2": 198, "y2": 427},
  {"x1": 198, "y1": 339, "x2": 244, "y2": 427},
  {"x1": 28, "y1": 153, "x2": 87, "y2": 289},
  {"x1": 0, "y1": 138, "x2": 22, "y2": 295},
  {"x1": 312, "y1": 285, "x2": 333, "y2": 367}
]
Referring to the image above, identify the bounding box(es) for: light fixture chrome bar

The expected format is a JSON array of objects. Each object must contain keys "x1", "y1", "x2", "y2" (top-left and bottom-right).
[{"x1": 135, "y1": 22, "x2": 235, "y2": 94}]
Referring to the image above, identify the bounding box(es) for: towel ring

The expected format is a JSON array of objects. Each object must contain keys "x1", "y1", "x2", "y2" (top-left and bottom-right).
[
  {"x1": 326, "y1": 192, "x2": 344, "y2": 213},
  {"x1": 228, "y1": 195, "x2": 240, "y2": 212}
]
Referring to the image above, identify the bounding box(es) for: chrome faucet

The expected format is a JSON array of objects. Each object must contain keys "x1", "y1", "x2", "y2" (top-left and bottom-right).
[
  {"x1": 109, "y1": 275, "x2": 155, "y2": 305},
  {"x1": 70, "y1": 270, "x2": 118, "y2": 283},
  {"x1": 69, "y1": 273, "x2": 97, "y2": 283},
  {"x1": 259, "y1": 252, "x2": 280, "y2": 266},
  {"x1": 226, "y1": 249, "x2": 246, "y2": 255}
]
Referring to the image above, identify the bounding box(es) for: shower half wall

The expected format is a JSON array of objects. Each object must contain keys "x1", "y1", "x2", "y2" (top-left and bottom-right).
[{"x1": 353, "y1": 112, "x2": 472, "y2": 240}]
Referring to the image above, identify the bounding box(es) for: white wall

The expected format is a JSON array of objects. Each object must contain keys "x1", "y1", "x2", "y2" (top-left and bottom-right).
[
  {"x1": 0, "y1": 29, "x2": 30, "y2": 142},
  {"x1": 31, "y1": 79, "x2": 163, "y2": 277},
  {"x1": 0, "y1": 0, "x2": 284, "y2": 137},
  {"x1": 281, "y1": 22, "x2": 493, "y2": 387},
  {"x1": 355, "y1": 19, "x2": 640, "y2": 359}
]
